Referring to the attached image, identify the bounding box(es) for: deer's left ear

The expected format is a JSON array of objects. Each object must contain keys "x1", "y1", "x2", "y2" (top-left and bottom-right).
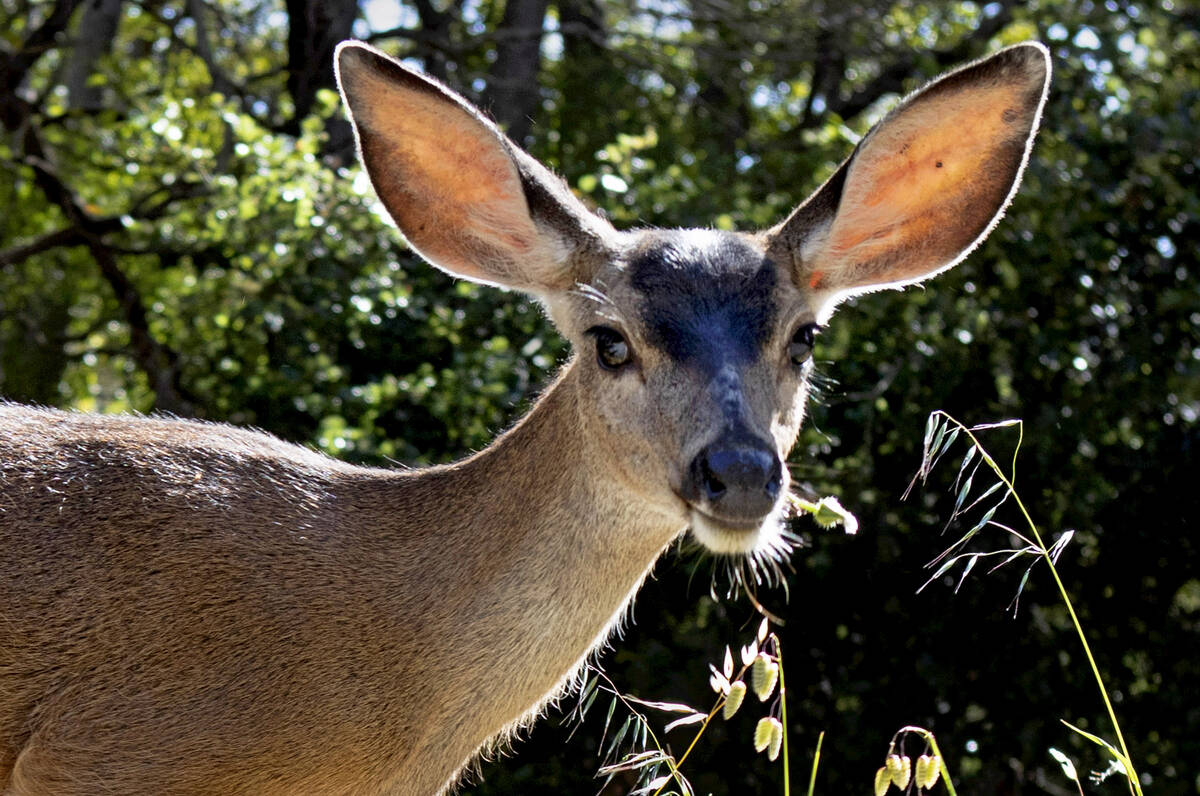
[{"x1": 766, "y1": 42, "x2": 1050, "y2": 321}]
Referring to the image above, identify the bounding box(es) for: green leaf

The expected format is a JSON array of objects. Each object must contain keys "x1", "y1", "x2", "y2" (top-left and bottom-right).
[
  {"x1": 953, "y1": 472, "x2": 975, "y2": 516},
  {"x1": 956, "y1": 443, "x2": 978, "y2": 484},
  {"x1": 955, "y1": 553, "x2": 979, "y2": 592}
]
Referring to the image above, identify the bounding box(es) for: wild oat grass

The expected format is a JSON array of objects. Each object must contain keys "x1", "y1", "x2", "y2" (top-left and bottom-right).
[
  {"x1": 574, "y1": 616, "x2": 790, "y2": 796},
  {"x1": 909, "y1": 412, "x2": 1142, "y2": 795},
  {"x1": 572, "y1": 412, "x2": 1142, "y2": 794}
]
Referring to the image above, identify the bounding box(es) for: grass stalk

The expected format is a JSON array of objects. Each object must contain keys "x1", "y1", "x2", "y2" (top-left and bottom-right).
[
  {"x1": 930, "y1": 412, "x2": 1141, "y2": 794},
  {"x1": 805, "y1": 731, "x2": 824, "y2": 796},
  {"x1": 651, "y1": 700, "x2": 723, "y2": 795},
  {"x1": 778, "y1": 644, "x2": 790, "y2": 796}
]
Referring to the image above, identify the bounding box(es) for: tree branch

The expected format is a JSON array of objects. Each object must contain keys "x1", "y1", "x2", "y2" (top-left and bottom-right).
[
  {"x1": 0, "y1": 224, "x2": 102, "y2": 268},
  {"x1": 818, "y1": 0, "x2": 1025, "y2": 126},
  {"x1": 0, "y1": 0, "x2": 81, "y2": 94},
  {"x1": 184, "y1": 0, "x2": 239, "y2": 97},
  {"x1": 11, "y1": 98, "x2": 197, "y2": 415}
]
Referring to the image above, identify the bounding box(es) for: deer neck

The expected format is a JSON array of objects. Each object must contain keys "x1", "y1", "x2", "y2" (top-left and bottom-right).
[
  {"x1": 418, "y1": 357, "x2": 686, "y2": 640},
  {"x1": 364, "y1": 359, "x2": 686, "y2": 760}
]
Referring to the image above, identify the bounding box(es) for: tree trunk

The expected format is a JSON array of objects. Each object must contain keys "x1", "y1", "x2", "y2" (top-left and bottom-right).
[
  {"x1": 285, "y1": 0, "x2": 357, "y2": 134},
  {"x1": 483, "y1": 0, "x2": 548, "y2": 144},
  {"x1": 63, "y1": 0, "x2": 123, "y2": 110}
]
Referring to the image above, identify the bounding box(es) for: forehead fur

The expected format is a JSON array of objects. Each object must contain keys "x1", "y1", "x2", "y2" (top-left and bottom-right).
[{"x1": 625, "y1": 230, "x2": 778, "y2": 369}]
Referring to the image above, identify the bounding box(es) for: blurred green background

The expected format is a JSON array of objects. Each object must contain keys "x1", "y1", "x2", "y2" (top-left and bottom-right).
[{"x1": 1, "y1": 0, "x2": 1196, "y2": 792}]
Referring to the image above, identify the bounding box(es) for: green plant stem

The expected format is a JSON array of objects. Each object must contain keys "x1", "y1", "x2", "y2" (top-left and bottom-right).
[
  {"x1": 649, "y1": 699, "x2": 722, "y2": 796},
  {"x1": 1040, "y1": 559, "x2": 1140, "y2": 793},
  {"x1": 778, "y1": 643, "x2": 790, "y2": 796},
  {"x1": 925, "y1": 731, "x2": 958, "y2": 796},
  {"x1": 647, "y1": 634, "x2": 789, "y2": 796},
  {"x1": 938, "y1": 413, "x2": 1142, "y2": 795},
  {"x1": 790, "y1": 496, "x2": 818, "y2": 513},
  {"x1": 805, "y1": 731, "x2": 824, "y2": 796},
  {"x1": 595, "y1": 670, "x2": 690, "y2": 796}
]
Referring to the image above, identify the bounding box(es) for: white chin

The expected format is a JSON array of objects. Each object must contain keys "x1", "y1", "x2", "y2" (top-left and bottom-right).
[{"x1": 689, "y1": 509, "x2": 784, "y2": 555}]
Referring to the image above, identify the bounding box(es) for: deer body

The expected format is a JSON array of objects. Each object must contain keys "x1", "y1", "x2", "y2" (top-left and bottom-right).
[
  {"x1": 1, "y1": 376, "x2": 678, "y2": 795},
  {"x1": 0, "y1": 41, "x2": 1049, "y2": 795}
]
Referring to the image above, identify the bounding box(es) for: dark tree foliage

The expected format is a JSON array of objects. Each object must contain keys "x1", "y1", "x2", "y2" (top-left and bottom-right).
[{"x1": 1, "y1": 0, "x2": 1196, "y2": 792}]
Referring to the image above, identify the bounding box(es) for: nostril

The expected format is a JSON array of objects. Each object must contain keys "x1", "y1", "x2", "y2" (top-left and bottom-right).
[
  {"x1": 765, "y1": 466, "x2": 782, "y2": 500},
  {"x1": 692, "y1": 444, "x2": 782, "y2": 518},
  {"x1": 698, "y1": 455, "x2": 727, "y2": 501}
]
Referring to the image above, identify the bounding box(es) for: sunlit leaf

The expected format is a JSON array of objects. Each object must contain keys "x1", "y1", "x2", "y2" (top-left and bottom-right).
[
  {"x1": 954, "y1": 553, "x2": 979, "y2": 592},
  {"x1": 661, "y1": 710, "x2": 704, "y2": 734},
  {"x1": 1048, "y1": 747, "x2": 1079, "y2": 782}
]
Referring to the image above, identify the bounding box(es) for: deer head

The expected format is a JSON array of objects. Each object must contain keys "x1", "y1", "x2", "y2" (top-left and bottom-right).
[{"x1": 336, "y1": 41, "x2": 1049, "y2": 558}]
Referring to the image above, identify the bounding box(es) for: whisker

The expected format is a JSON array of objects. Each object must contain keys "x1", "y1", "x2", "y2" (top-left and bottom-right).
[{"x1": 570, "y1": 282, "x2": 628, "y2": 328}]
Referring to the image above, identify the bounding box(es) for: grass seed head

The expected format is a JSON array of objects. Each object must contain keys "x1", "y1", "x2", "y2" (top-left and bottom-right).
[
  {"x1": 723, "y1": 680, "x2": 746, "y2": 719},
  {"x1": 916, "y1": 754, "x2": 941, "y2": 789},
  {"x1": 886, "y1": 754, "x2": 912, "y2": 789},
  {"x1": 767, "y1": 719, "x2": 783, "y2": 761},
  {"x1": 751, "y1": 653, "x2": 778, "y2": 701},
  {"x1": 754, "y1": 716, "x2": 782, "y2": 757},
  {"x1": 874, "y1": 766, "x2": 892, "y2": 796}
]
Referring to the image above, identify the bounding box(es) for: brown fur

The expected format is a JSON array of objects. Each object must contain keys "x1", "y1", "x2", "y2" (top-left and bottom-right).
[
  {"x1": 0, "y1": 41, "x2": 1049, "y2": 795},
  {"x1": 1, "y1": 383, "x2": 679, "y2": 795}
]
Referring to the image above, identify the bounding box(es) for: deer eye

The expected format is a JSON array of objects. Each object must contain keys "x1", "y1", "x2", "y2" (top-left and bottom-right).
[
  {"x1": 788, "y1": 322, "x2": 821, "y2": 366},
  {"x1": 589, "y1": 326, "x2": 633, "y2": 371}
]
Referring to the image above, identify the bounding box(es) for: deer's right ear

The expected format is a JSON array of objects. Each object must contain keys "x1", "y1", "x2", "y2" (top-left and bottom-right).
[
  {"x1": 767, "y1": 42, "x2": 1050, "y2": 321},
  {"x1": 335, "y1": 42, "x2": 615, "y2": 294}
]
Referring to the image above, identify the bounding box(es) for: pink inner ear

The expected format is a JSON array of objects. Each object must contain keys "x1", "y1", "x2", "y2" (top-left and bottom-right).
[
  {"x1": 345, "y1": 62, "x2": 550, "y2": 286},
  {"x1": 818, "y1": 79, "x2": 1035, "y2": 289}
]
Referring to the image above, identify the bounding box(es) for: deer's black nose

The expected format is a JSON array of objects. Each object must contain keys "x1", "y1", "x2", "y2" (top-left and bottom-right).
[{"x1": 688, "y1": 440, "x2": 782, "y2": 521}]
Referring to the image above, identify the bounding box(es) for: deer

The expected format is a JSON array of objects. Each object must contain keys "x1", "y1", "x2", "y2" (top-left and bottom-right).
[{"x1": 0, "y1": 40, "x2": 1049, "y2": 795}]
